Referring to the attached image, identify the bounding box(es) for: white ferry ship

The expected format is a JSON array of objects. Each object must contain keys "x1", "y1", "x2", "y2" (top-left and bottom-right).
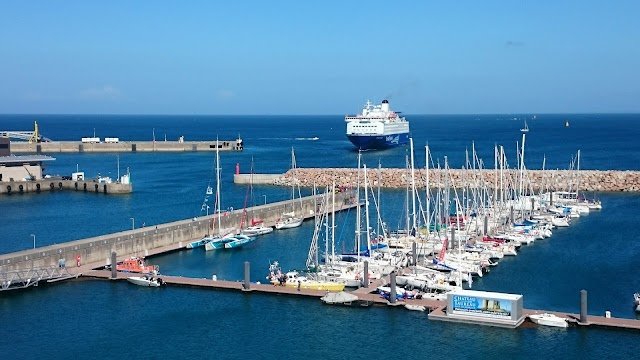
[{"x1": 345, "y1": 99, "x2": 410, "y2": 150}]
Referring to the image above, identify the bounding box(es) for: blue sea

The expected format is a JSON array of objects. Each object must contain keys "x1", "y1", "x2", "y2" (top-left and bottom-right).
[{"x1": 1, "y1": 113, "x2": 640, "y2": 359}]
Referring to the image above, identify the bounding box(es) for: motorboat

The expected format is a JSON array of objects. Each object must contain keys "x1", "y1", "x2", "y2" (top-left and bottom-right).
[
  {"x1": 404, "y1": 304, "x2": 427, "y2": 312},
  {"x1": 116, "y1": 257, "x2": 158, "y2": 275},
  {"x1": 127, "y1": 275, "x2": 165, "y2": 287},
  {"x1": 529, "y1": 313, "x2": 569, "y2": 328},
  {"x1": 634, "y1": 293, "x2": 640, "y2": 313}
]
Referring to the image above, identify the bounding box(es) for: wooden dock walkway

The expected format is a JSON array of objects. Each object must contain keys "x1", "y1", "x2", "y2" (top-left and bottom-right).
[{"x1": 39, "y1": 268, "x2": 640, "y2": 332}]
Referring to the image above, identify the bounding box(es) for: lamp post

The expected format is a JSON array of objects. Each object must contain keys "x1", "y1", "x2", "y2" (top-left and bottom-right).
[
  {"x1": 130, "y1": 217, "x2": 135, "y2": 230},
  {"x1": 263, "y1": 195, "x2": 267, "y2": 205},
  {"x1": 31, "y1": 234, "x2": 36, "y2": 249}
]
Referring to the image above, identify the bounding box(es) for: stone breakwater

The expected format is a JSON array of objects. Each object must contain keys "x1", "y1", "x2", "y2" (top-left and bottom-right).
[{"x1": 272, "y1": 168, "x2": 640, "y2": 192}]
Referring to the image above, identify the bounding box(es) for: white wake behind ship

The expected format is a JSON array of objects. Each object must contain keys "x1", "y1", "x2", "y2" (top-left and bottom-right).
[{"x1": 345, "y1": 99, "x2": 410, "y2": 150}]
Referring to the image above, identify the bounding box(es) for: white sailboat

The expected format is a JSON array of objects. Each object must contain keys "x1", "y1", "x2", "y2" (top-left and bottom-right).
[
  {"x1": 275, "y1": 147, "x2": 303, "y2": 230},
  {"x1": 204, "y1": 138, "x2": 238, "y2": 251}
]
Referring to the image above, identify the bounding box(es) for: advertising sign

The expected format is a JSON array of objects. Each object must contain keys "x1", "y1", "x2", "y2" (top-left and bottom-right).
[{"x1": 451, "y1": 294, "x2": 512, "y2": 320}]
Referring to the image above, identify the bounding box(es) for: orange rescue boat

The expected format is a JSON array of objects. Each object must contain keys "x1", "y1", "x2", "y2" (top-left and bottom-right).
[{"x1": 116, "y1": 257, "x2": 159, "y2": 275}]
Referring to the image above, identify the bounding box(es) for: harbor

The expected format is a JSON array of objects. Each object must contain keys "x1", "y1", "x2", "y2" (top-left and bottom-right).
[{"x1": 2, "y1": 116, "x2": 640, "y2": 359}]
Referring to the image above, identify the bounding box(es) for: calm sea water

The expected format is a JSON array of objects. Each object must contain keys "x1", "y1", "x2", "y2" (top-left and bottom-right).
[{"x1": 1, "y1": 114, "x2": 639, "y2": 359}]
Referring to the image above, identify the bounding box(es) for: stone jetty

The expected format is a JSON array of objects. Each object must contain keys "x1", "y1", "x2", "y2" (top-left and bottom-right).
[{"x1": 266, "y1": 168, "x2": 640, "y2": 192}]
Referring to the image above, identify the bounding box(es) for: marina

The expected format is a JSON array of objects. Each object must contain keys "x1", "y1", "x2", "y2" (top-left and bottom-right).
[{"x1": 2, "y1": 113, "x2": 640, "y2": 359}]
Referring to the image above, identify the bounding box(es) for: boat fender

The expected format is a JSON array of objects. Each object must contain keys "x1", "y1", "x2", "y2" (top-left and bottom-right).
[
  {"x1": 6, "y1": 185, "x2": 11, "y2": 193},
  {"x1": 83, "y1": 183, "x2": 87, "y2": 191},
  {"x1": 94, "y1": 184, "x2": 99, "y2": 192},
  {"x1": 19, "y1": 184, "x2": 24, "y2": 192},
  {"x1": 58, "y1": 182, "x2": 63, "y2": 189},
  {"x1": 50, "y1": 182, "x2": 54, "y2": 189},
  {"x1": 36, "y1": 183, "x2": 41, "y2": 191},
  {"x1": 74, "y1": 182, "x2": 78, "y2": 190}
]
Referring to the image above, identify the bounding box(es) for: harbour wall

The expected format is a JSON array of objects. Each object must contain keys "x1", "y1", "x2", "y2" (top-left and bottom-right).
[
  {"x1": 0, "y1": 191, "x2": 356, "y2": 272},
  {"x1": 234, "y1": 169, "x2": 640, "y2": 192},
  {"x1": 10, "y1": 140, "x2": 243, "y2": 153},
  {"x1": 0, "y1": 179, "x2": 132, "y2": 195}
]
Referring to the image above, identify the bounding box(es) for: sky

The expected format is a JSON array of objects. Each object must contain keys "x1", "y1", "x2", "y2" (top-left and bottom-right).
[{"x1": 1, "y1": 1, "x2": 639, "y2": 115}]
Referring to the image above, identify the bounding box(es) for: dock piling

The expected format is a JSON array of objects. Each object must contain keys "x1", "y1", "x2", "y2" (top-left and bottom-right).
[
  {"x1": 363, "y1": 261, "x2": 369, "y2": 288},
  {"x1": 483, "y1": 216, "x2": 488, "y2": 235},
  {"x1": 243, "y1": 261, "x2": 250, "y2": 291},
  {"x1": 580, "y1": 289, "x2": 588, "y2": 323},
  {"x1": 389, "y1": 272, "x2": 397, "y2": 304},
  {"x1": 110, "y1": 252, "x2": 117, "y2": 279},
  {"x1": 412, "y1": 242, "x2": 417, "y2": 266},
  {"x1": 530, "y1": 198, "x2": 535, "y2": 219},
  {"x1": 510, "y1": 206, "x2": 515, "y2": 225}
]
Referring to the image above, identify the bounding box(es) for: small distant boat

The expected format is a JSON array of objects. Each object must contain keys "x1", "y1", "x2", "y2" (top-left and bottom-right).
[
  {"x1": 206, "y1": 186, "x2": 213, "y2": 195},
  {"x1": 634, "y1": 293, "x2": 640, "y2": 313},
  {"x1": 404, "y1": 304, "x2": 427, "y2": 312},
  {"x1": 321, "y1": 291, "x2": 373, "y2": 307},
  {"x1": 520, "y1": 120, "x2": 529, "y2": 133},
  {"x1": 127, "y1": 275, "x2": 165, "y2": 287},
  {"x1": 294, "y1": 136, "x2": 319, "y2": 141},
  {"x1": 529, "y1": 313, "x2": 568, "y2": 328},
  {"x1": 566, "y1": 121, "x2": 570, "y2": 127}
]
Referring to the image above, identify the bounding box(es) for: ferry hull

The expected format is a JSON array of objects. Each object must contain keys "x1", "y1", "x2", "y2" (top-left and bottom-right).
[{"x1": 347, "y1": 133, "x2": 409, "y2": 150}]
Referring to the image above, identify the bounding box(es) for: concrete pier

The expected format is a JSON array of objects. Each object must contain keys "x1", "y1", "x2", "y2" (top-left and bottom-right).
[
  {"x1": 0, "y1": 178, "x2": 132, "y2": 195},
  {"x1": 10, "y1": 140, "x2": 243, "y2": 153},
  {"x1": 0, "y1": 190, "x2": 357, "y2": 272}
]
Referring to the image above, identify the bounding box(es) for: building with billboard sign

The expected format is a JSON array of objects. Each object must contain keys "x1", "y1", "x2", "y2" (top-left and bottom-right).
[{"x1": 429, "y1": 289, "x2": 525, "y2": 328}]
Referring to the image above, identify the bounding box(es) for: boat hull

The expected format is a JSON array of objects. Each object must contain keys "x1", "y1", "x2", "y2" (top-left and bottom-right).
[
  {"x1": 275, "y1": 217, "x2": 303, "y2": 229},
  {"x1": 529, "y1": 314, "x2": 568, "y2": 328},
  {"x1": 126, "y1": 276, "x2": 162, "y2": 287},
  {"x1": 346, "y1": 133, "x2": 410, "y2": 150}
]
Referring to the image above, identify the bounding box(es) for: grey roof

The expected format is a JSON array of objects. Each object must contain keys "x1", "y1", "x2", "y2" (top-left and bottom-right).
[{"x1": 0, "y1": 155, "x2": 56, "y2": 163}]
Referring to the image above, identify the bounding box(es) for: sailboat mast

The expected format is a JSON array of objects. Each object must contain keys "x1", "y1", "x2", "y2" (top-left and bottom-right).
[
  {"x1": 500, "y1": 146, "x2": 505, "y2": 206},
  {"x1": 519, "y1": 132, "x2": 526, "y2": 199},
  {"x1": 216, "y1": 137, "x2": 222, "y2": 234},
  {"x1": 331, "y1": 180, "x2": 336, "y2": 265},
  {"x1": 377, "y1": 160, "x2": 382, "y2": 237},
  {"x1": 356, "y1": 151, "x2": 362, "y2": 260},
  {"x1": 364, "y1": 164, "x2": 371, "y2": 253},
  {"x1": 576, "y1": 149, "x2": 581, "y2": 198},
  {"x1": 425, "y1": 144, "x2": 430, "y2": 235},
  {"x1": 409, "y1": 138, "x2": 417, "y2": 232}
]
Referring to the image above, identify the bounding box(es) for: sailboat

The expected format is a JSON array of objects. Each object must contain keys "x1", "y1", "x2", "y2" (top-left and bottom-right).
[
  {"x1": 203, "y1": 138, "x2": 245, "y2": 251},
  {"x1": 275, "y1": 147, "x2": 304, "y2": 230},
  {"x1": 520, "y1": 120, "x2": 529, "y2": 133},
  {"x1": 241, "y1": 158, "x2": 274, "y2": 236}
]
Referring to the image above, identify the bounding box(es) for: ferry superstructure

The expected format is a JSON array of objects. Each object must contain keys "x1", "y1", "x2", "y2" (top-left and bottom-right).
[{"x1": 345, "y1": 99, "x2": 410, "y2": 150}]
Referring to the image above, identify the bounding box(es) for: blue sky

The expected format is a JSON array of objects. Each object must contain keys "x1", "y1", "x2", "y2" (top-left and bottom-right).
[{"x1": 1, "y1": 1, "x2": 638, "y2": 115}]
